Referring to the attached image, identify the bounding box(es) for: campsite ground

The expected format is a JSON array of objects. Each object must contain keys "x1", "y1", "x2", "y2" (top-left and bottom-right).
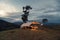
[{"x1": 0, "y1": 28, "x2": 60, "y2": 40}]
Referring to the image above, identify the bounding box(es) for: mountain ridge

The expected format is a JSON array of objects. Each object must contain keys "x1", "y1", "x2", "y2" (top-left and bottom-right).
[{"x1": 0, "y1": 19, "x2": 20, "y2": 31}]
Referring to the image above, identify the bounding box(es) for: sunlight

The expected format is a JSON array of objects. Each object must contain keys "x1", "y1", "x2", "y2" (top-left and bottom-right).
[{"x1": 0, "y1": 10, "x2": 7, "y2": 17}]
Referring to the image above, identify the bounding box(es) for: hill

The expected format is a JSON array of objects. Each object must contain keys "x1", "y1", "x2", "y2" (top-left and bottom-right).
[
  {"x1": 0, "y1": 19, "x2": 60, "y2": 40},
  {"x1": 0, "y1": 28, "x2": 60, "y2": 40},
  {"x1": 0, "y1": 19, "x2": 19, "y2": 31}
]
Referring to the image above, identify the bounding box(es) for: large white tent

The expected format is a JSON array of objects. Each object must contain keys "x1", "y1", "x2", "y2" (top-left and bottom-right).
[{"x1": 21, "y1": 22, "x2": 42, "y2": 29}]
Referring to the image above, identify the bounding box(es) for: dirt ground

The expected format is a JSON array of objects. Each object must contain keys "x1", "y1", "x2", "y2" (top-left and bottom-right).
[{"x1": 0, "y1": 28, "x2": 60, "y2": 40}]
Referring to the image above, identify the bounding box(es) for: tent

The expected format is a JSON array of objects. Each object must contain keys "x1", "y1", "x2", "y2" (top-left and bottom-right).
[{"x1": 21, "y1": 22, "x2": 41, "y2": 29}]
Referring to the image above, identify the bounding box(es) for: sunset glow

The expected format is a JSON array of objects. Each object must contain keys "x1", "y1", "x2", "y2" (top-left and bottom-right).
[
  {"x1": 0, "y1": 10, "x2": 7, "y2": 17},
  {"x1": 0, "y1": 0, "x2": 60, "y2": 23}
]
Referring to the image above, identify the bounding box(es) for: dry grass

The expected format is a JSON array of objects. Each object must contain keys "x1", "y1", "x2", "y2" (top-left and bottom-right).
[{"x1": 0, "y1": 28, "x2": 60, "y2": 40}]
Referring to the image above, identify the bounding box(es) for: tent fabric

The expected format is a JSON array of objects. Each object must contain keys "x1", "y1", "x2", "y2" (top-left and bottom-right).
[
  {"x1": 21, "y1": 22, "x2": 40, "y2": 28},
  {"x1": 21, "y1": 22, "x2": 32, "y2": 28}
]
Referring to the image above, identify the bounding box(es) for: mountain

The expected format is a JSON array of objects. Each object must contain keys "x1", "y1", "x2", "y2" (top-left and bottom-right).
[
  {"x1": 14, "y1": 21, "x2": 23, "y2": 25},
  {"x1": 0, "y1": 19, "x2": 20, "y2": 31}
]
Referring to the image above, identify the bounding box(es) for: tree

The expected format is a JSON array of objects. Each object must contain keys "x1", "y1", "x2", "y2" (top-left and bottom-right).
[
  {"x1": 42, "y1": 19, "x2": 48, "y2": 23},
  {"x1": 21, "y1": 5, "x2": 32, "y2": 23}
]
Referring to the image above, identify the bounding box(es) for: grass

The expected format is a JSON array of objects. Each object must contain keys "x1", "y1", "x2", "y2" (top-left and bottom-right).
[{"x1": 0, "y1": 28, "x2": 60, "y2": 40}]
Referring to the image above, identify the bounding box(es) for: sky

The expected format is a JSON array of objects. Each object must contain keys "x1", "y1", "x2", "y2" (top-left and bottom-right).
[{"x1": 0, "y1": 0, "x2": 60, "y2": 23}]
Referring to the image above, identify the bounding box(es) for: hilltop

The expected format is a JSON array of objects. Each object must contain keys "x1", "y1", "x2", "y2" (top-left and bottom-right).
[
  {"x1": 0, "y1": 28, "x2": 60, "y2": 40},
  {"x1": 0, "y1": 19, "x2": 60, "y2": 40}
]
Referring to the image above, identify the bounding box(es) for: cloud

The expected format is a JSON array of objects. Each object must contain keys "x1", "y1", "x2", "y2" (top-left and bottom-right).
[
  {"x1": 1, "y1": 0, "x2": 60, "y2": 23},
  {"x1": 0, "y1": 2, "x2": 21, "y2": 17},
  {"x1": 0, "y1": 3, "x2": 20, "y2": 12}
]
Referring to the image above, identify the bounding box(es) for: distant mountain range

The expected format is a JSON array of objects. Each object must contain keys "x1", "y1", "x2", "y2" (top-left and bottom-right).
[
  {"x1": 0, "y1": 19, "x2": 60, "y2": 31},
  {"x1": 0, "y1": 19, "x2": 20, "y2": 31}
]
